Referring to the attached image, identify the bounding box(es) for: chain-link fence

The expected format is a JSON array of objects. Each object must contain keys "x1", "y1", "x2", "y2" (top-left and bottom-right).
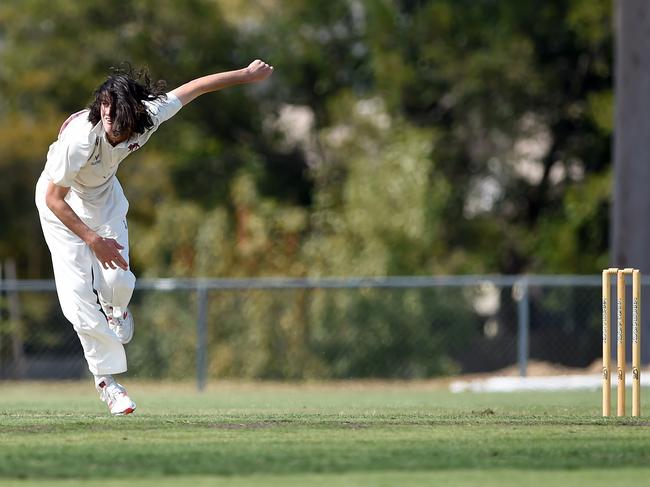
[{"x1": 0, "y1": 275, "x2": 638, "y2": 387}]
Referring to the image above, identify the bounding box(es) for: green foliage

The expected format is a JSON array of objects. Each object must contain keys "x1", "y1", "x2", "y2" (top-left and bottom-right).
[
  {"x1": 127, "y1": 291, "x2": 196, "y2": 378},
  {"x1": 535, "y1": 171, "x2": 611, "y2": 273}
]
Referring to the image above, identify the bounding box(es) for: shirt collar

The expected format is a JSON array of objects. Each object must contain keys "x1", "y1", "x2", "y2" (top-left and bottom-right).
[{"x1": 91, "y1": 120, "x2": 104, "y2": 136}]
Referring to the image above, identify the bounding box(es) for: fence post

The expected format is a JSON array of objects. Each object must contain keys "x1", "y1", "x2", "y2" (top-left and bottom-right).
[
  {"x1": 196, "y1": 285, "x2": 208, "y2": 392},
  {"x1": 0, "y1": 264, "x2": 3, "y2": 378},
  {"x1": 514, "y1": 278, "x2": 530, "y2": 377},
  {"x1": 4, "y1": 259, "x2": 27, "y2": 379}
]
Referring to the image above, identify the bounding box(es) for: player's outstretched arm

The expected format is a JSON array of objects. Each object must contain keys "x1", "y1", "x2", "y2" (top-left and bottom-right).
[{"x1": 170, "y1": 59, "x2": 273, "y2": 106}]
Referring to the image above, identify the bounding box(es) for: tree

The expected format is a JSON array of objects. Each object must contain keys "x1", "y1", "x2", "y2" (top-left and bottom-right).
[{"x1": 612, "y1": 0, "x2": 650, "y2": 271}]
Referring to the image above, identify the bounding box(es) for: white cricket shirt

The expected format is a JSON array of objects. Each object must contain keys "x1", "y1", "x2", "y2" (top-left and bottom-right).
[{"x1": 38, "y1": 93, "x2": 182, "y2": 229}]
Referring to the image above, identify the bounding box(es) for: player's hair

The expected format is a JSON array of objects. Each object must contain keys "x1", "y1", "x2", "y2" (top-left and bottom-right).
[{"x1": 88, "y1": 63, "x2": 167, "y2": 138}]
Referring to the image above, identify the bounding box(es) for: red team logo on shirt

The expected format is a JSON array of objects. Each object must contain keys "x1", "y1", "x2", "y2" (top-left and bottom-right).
[{"x1": 128, "y1": 143, "x2": 140, "y2": 152}]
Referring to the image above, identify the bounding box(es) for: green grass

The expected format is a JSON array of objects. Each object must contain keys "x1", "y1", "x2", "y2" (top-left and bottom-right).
[{"x1": 1, "y1": 380, "x2": 649, "y2": 486}]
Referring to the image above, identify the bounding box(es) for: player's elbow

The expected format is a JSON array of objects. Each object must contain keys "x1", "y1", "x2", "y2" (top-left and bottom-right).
[
  {"x1": 45, "y1": 192, "x2": 60, "y2": 212},
  {"x1": 45, "y1": 183, "x2": 70, "y2": 212}
]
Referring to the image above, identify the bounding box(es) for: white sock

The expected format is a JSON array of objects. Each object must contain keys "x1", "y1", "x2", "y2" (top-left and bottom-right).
[{"x1": 94, "y1": 374, "x2": 114, "y2": 388}]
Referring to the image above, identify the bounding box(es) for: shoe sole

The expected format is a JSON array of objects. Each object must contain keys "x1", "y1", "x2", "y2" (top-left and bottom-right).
[
  {"x1": 119, "y1": 326, "x2": 134, "y2": 345},
  {"x1": 119, "y1": 314, "x2": 134, "y2": 345},
  {"x1": 113, "y1": 406, "x2": 136, "y2": 416},
  {"x1": 111, "y1": 318, "x2": 134, "y2": 345},
  {"x1": 101, "y1": 301, "x2": 134, "y2": 345}
]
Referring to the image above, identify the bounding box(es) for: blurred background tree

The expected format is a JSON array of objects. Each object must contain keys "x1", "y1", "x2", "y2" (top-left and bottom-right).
[{"x1": 0, "y1": 0, "x2": 612, "y2": 280}]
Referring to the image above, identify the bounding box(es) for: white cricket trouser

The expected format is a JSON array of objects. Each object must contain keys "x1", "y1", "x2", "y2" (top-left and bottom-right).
[{"x1": 35, "y1": 177, "x2": 135, "y2": 376}]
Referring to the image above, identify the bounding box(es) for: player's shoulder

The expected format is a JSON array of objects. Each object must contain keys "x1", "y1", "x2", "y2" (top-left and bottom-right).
[
  {"x1": 59, "y1": 110, "x2": 99, "y2": 151},
  {"x1": 59, "y1": 109, "x2": 91, "y2": 135}
]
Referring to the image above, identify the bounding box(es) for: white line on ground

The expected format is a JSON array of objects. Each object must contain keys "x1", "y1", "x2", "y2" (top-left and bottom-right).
[{"x1": 449, "y1": 373, "x2": 648, "y2": 393}]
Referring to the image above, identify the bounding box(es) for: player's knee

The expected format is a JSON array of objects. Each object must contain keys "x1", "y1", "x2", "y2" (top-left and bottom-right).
[
  {"x1": 106, "y1": 269, "x2": 136, "y2": 294},
  {"x1": 59, "y1": 284, "x2": 95, "y2": 325},
  {"x1": 60, "y1": 304, "x2": 82, "y2": 329},
  {"x1": 60, "y1": 301, "x2": 104, "y2": 334},
  {"x1": 106, "y1": 270, "x2": 136, "y2": 308}
]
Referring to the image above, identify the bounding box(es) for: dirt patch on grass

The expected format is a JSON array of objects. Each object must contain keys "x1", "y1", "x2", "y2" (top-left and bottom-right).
[
  {"x1": 206, "y1": 421, "x2": 291, "y2": 430},
  {"x1": 1, "y1": 424, "x2": 54, "y2": 434},
  {"x1": 205, "y1": 420, "x2": 369, "y2": 430}
]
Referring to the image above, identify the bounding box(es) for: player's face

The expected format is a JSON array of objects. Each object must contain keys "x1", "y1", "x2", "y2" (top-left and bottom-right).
[{"x1": 100, "y1": 99, "x2": 129, "y2": 145}]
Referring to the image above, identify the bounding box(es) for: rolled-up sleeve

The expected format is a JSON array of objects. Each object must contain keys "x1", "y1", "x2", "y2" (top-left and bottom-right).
[{"x1": 145, "y1": 93, "x2": 183, "y2": 130}]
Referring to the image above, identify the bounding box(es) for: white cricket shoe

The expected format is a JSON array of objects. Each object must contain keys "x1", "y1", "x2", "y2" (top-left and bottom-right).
[
  {"x1": 100, "y1": 299, "x2": 134, "y2": 344},
  {"x1": 96, "y1": 378, "x2": 136, "y2": 416}
]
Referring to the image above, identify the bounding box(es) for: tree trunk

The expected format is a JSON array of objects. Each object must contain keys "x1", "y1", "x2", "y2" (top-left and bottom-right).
[
  {"x1": 613, "y1": 0, "x2": 650, "y2": 362},
  {"x1": 613, "y1": 0, "x2": 650, "y2": 269}
]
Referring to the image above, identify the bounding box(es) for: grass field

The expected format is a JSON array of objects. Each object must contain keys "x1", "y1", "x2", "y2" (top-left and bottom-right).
[{"x1": 1, "y1": 380, "x2": 650, "y2": 486}]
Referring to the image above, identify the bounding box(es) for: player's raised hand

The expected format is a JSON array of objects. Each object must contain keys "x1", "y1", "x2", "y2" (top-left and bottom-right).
[{"x1": 245, "y1": 59, "x2": 274, "y2": 83}]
